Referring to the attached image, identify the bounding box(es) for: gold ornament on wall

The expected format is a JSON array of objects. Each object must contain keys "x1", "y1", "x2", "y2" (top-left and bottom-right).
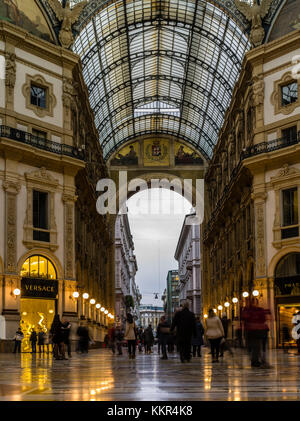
[
  {"x1": 48, "y1": 0, "x2": 87, "y2": 49},
  {"x1": 235, "y1": 0, "x2": 272, "y2": 47}
]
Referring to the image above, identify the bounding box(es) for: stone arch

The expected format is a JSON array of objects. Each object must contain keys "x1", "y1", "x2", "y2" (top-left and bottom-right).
[
  {"x1": 268, "y1": 246, "x2": 300, "y2": 278},
  {"x1": 17, "y1": 249, "x2": 63, "y2": 280}
]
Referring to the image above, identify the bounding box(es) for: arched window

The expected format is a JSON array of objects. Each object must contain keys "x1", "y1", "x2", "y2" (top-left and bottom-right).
[
  {"x1": 275, "y1": 253, "x2": 300, "y2": 295},
  {"x1": 21, "y1": 255, "x2": 57, "y2": 280}
]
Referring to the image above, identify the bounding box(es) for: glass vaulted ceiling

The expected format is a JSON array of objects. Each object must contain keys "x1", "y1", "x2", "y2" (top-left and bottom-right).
[{"x1": 72, "y1": 0, "x2": 251, "y2": 161}]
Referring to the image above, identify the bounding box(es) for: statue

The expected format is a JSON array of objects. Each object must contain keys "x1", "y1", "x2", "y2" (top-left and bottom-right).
[
  {"x1": 48, "y1": 0, "x2": 87, "y2": 48},
  {"x1": 235, "y1": 0, "x2": 272, "y2": 47}
]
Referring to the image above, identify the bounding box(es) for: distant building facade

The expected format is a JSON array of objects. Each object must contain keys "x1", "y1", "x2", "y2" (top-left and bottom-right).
[
  {"x1": 165, "y1": 270, "x2": 180, "y2": 322},
  {"x1": 175, "y1": 215, "x2": 201, "y2": 316},
  {"x1": 139, "y1": 304, "x2": 164, "y2": 331},
  {"x1": 115, "y1": 213, "x2": 138, "y2": 325}
]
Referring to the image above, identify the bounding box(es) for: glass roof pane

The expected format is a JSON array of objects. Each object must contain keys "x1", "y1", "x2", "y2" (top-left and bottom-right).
[{"x1": 72, "y1": 0, "x2": 251, "y2": 160}]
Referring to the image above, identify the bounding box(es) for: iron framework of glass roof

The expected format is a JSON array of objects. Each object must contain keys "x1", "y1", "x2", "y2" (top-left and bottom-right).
[{"x1": 59, "y1": 0, "x2": 254, "y2": 160}]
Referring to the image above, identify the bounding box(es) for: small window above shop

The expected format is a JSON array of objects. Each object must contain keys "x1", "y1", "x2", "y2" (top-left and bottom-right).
[{"x1": 30, "y1": 84, "x2": 47, "y2": 109}]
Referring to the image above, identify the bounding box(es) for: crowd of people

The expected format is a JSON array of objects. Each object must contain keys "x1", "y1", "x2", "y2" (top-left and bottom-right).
[
  {"x1": 12, "y1": 315, "x2": 94, "y2": 360},
  {"x1": 105, "y1": 299, "x2": 277, "y2": 368},
  {"x1": 11, "y1": 299, "x2": 296, "y2": 368}
]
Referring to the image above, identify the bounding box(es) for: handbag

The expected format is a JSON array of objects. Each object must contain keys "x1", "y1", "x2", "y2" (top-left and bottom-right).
[
  {"x1": 220, "y1": 337, "x2": 226, "y2": 345},
  {"x1": 160, "y1": 326, "x2": 170, "y2": 334}
]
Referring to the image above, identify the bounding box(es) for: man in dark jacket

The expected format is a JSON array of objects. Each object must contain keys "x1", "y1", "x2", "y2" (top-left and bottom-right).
[
  {"x1": 30, "y1": 328, "x2": 37, "y2": 353},
  {"x1": 157, "y1": 316, "x2": 171, "y2": 360},
  {"x1": 171, "y1": 301, "x2": 197, "y2": 363}
]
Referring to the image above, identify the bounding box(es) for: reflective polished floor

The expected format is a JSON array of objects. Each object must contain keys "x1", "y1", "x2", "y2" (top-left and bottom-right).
[{"x1": 0, "y1": 347, "x2": 300, "y2": 401}]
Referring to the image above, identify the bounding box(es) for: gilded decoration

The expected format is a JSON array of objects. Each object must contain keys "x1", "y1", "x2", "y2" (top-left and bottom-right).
[
  {"x1": 144, "y1": 139, "x2": 169, "y2": 166},
  {"x1": 110, "y1": 142, "x2": 139, "y2": 166},
  {"x1": 23, "y1": 168, "x2": 59, "y2": 251},
  {"x1": 22, "y1": 74, "x2": 57, "y2": 118},
  {"x1": 270, "y1": 72, "x2": 300, "y2": 115},
  {"x1": 48, "y1": 0, "x2": 87, "y2": 48}
]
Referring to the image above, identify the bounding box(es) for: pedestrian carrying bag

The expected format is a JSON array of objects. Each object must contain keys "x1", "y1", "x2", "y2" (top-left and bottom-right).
[{"x1": 160, "y1": 327, "x2": 170, "y2": 334}]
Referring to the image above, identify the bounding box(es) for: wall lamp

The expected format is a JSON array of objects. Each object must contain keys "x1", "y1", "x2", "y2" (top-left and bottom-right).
[
  {"x1": 83, "y1": 293, "x2": 89, "y2": 300},
  {"x1": 90, "y1": 299, "x2": 96, "y2": 305}
]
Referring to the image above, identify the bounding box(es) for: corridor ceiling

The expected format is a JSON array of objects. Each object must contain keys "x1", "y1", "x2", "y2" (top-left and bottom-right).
[{"x1": 44, "y1": 0, "x2": 285, "y2": 161}]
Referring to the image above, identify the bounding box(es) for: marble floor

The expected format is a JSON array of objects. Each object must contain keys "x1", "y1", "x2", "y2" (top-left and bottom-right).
[{"x1": 0, "y1": 346, "x2": 300, "y2": 401}]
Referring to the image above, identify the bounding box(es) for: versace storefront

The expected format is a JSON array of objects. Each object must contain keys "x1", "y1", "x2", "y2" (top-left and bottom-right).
[{"x1": 19, "y1": 255, "x2": 58, "y2": 352}]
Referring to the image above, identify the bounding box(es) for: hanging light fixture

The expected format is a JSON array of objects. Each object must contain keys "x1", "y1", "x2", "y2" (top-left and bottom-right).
[
  {"x1": 83, "y1": 293, "x2": 89, "y2": 300},
  {"x1": 90, "y1": 299, "x2": 96, "y2": 305},
  {"x1": 232, "y1": 297, "x2": 238, "y2": 303}
]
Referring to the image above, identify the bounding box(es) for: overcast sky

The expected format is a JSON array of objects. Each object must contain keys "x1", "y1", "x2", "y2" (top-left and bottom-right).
[{"x1": 126, "y1": 188, "x2": 191, "y2": 307}]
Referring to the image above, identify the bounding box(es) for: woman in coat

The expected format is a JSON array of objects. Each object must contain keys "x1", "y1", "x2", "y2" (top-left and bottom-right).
[
  {"x1": 157, "y1": 316, "x2": 170, "y2": 360},
  {"x1": 124, "y1": 313, "x2": 137, "y2": 359},
  {"x1": 144, "y1": 325, "x2": 154, "y2": 354},
  {"x1": 192, "y1": 317, "x2": 204, "y2": 357},
  {"x1": 205, "y1": 309, "x2": 225, "y2": 362},
  {"x1": 50, "y1": 314, "x2": 66, "y2": 360}
]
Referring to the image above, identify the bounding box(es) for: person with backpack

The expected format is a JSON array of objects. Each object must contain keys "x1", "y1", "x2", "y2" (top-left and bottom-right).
[
  {"x1": 157, "y1": 316, "x2": 171, "y2": 360},
  {"x1": 124, "y1": 313, "x2": 137, "y2": 359}
]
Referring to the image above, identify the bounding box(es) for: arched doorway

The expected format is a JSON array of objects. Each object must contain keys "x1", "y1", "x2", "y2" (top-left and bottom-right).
[
  {"x1": 20, "y1": 255, "x2": 58, "y2": 352},
  {"x1": 274, "y1": 253, "x2": 300, "y2": 348}
]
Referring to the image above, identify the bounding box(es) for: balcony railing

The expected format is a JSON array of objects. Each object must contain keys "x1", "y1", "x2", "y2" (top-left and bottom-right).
[
  {"x1": 0, "y1": 125, "x2": 85, "y2": 160},
  {"x1": 204, "y1": 132, "x2": 300, "y2": 239},
  {"x1": 241, "y1": 132, "x2": 300, "y2": 160}
]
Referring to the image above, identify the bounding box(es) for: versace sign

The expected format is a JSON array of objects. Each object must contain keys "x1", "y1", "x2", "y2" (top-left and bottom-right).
[{"x1": 21, "y1": 278, "x2": 58, "y2": 299}]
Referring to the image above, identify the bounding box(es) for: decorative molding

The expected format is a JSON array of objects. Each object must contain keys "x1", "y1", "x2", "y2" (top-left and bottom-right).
[
  {"x1": 22, "y1": 74, "x2": 57, "y2": 118},
  {"x1": 270, "y1": 72, "x2": 300, "y2": 116},
  {"x1": 25, "y1": 167, "x2": 59, "y2": 190},
  {"x1": 255, "y1": 201, "x2": 266, "y2": 277},
  {"x1": 271, "y1": 163, "x2": 300, "y2": 181},
  {"x1": 64, "y1": 200, "x2": 75, "y2": 279},
  {"x1": 5, "y1": 52, "x2": 16, "y2": 109},
  {"x1": 4, "y1": 182, "x2": 20, "y2": 273}
]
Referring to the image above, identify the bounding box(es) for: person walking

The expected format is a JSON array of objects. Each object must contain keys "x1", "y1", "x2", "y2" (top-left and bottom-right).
[
  {"x1": 38, "y1": 329, "x2": 45, "y2": 353},
  {"x1": 220, "y1": 312, "x2": 232, "y2": 357},
  {"x1": 12, "y1": 327, "x2": 24, "y2": 353},
  {"x1": 115, "y1": 325, "x2": 124, "y2": 355},
  {"x1": 171, "y1": 301, "x2": 197, "y2": 363},
  {"x1": 30, "y1": 328, "x2": 37, "y2": 353},
  {"x1": 108, "y1": 325, "x2": 116, "y2": 354},
  {"x1": 137, "y1": 328, "x2": 144, "y2": 353},
  {"x1": 241, "y1": 300, "x2": 271, "y2": 368},
  {"x1": 61, "y1": 318, "x2": 72, "y2": 358},
  {"x1": 76, "y1": 323, "x2": 90, "y2": 354},
  {"x1": 205, "y1": 309, "x2": 225, "y2": 363},
  {"x1": 144, "y1": 325, "x2": 154, "y2": 354},
  {"x1": 124, "y1": 313, "x2": 137, "y2": 359},
  {"x1": 192, "y1": 317, "x2": 204, "y2": 357},
  {"x1": 50, "y1": 314, "x2": 66, "y2": 360},
  {"x1": 157, "y1": 316, "x2": 171, "y2": 360}
]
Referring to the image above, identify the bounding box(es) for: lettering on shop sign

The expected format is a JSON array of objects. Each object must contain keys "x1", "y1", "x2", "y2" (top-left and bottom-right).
[{"x1": 21, "y1": 278, "x2": 58, "y2": 299}]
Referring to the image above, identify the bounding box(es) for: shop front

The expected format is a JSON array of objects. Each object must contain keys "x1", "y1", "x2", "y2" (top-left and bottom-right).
[
  {"x1": 20, "y1": 255, "x2": 58, "y2": 352},
  {"x1": 275, "y1": 253, "x2": 300, "y2": 349}
]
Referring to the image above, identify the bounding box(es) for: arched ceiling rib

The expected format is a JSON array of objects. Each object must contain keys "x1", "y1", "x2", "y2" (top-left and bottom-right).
[{"x1": 41, "y1": 0, "x2": 286, "y2": 161}]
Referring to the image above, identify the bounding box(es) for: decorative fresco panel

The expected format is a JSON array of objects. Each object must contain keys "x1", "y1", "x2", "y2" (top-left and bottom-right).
[
  {"x1": 0, "y1": 0, "x2": 54, "y2": 42},
  {"x1": 110, "y1": 142, "x2": 139, "y2": 166},
  {"x1": 175, "y1": 142, "x2": 204, "y2": 166}
]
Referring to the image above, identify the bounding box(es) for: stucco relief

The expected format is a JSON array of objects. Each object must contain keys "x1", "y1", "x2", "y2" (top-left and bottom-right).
[{"x1": 3, "y1": 180, "x2": 20, "y2": 273}]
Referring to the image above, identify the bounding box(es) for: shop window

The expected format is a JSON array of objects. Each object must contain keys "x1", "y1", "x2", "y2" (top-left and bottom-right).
[
  {"x1": 33, "y1": 190, "x2": 50, "y2": 242},
  {"x1": 30, "y1": 84, "x2": 47, "y2": 109},
  {"x1": 21, "y1": 255, "x2": 57, "y2": 279},
  {"x1": 281, "y1": 187, "x2": 299, "y2": 239},
  {"x1": 281, "y1": 82, "x2": 298, "y2": 106}
]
